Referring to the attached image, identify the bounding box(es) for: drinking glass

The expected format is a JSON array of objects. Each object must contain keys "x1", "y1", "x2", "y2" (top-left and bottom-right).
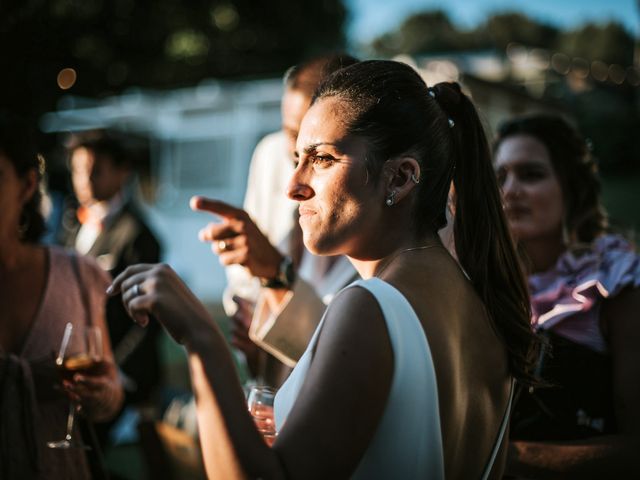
[
  {"x1": 48, "y1": 322, "x2": 103, "y2": 449},
  {"x1": 247, "y1": 386, "x2": 277, "y2": 446}
]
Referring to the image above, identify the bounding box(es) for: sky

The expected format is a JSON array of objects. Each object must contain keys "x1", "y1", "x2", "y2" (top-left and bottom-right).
[{"x1": 345, "y1": 0, "x2": 639, "y2": 45}]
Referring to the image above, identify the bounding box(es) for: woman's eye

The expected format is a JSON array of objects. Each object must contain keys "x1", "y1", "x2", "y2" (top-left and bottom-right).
[
  {"x1": 311, "y1": 155, "x2": 335, "y2": 167},
  {"x1": 520, "y1": 169, "x2": 546, "y2": 182}
]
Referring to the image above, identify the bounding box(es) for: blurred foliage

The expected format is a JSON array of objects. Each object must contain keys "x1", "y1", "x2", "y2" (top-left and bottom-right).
[
  {"x1": 484, "y1": 13, "x2": 560, "y2": 51},
  {"x1": 368, "y1": 9, "x2": 640, "y2": 176},
  {"x1": 557, "y1": 22, "x2": 636, "y2": 66},
  {"x1": 369, "y1": 10, "x2": 635, "y2": 67},
  {"x1": 0, "y1": 0, "x2": 347, "y2": 120},
  {"x1": 371, "y1": 11, "x2": 463, "y2": 55}
]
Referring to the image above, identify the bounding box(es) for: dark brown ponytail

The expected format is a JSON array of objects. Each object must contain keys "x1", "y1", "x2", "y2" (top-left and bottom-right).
[{"x1": 433, "y1": 83, "x2": 539, "y2": 384}]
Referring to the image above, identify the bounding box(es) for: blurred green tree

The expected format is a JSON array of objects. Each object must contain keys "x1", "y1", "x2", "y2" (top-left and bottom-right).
[
  {"x1": 483, "y1": 12, "x2": 559, "y2": 50},
  {"x1": 368, "y1": 9, "x2": 633, "y2": 67},
  {"x1": 370, "y1": 10, "x2": 474, "y2": 56},
  {"x1": 0, "y1": 0, "x2": 347, "y2": 120},
  {"x1": 557, "y1": 21, "x2": 635, "y2": 66},
  {"x1": 366, "y1": 8, "x2": 640, "y2": 197}
]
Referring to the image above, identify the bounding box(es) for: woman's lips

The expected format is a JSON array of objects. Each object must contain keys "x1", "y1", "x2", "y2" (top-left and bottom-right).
[
  {"x1": 505, "y1": 205, "x2": 530, "y2": 219},
  {"x1": 299, "y1": 206, "x2": 316, "y2": 218}
]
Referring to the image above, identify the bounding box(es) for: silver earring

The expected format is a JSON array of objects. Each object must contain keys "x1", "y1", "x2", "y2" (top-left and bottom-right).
[
  {"x1": 411, "y1": 174, "x2": 420, "y2": 184},
  {"x1": 385, "y1": 190, "x2": 396, "y2": 207}
]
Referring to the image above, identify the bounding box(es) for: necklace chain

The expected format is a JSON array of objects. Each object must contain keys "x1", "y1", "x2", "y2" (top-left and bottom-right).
[{"x1": 374, "y1": 244, "x2": 441, "y2": 278}]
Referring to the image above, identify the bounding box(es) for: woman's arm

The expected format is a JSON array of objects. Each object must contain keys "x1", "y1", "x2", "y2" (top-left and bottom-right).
[
  {"x1": 109, "y1": 264, "x2": 393, "y2": 479},
  {"x1": 506, "y1": 287, "x2": 640, "y2": 479}
]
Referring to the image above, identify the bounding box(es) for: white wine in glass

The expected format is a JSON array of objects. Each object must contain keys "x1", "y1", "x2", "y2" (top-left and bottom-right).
[
  {"x1": 247, "y1": 386, "x2": 277, "y2": 446},
  {"x1": 47, "y1": 322, "x2": 103, "y2": 450}
]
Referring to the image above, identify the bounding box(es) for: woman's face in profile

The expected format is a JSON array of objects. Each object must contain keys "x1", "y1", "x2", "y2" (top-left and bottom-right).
[
  {"x1": 287, "y1": 97, "x2": 383, "y2": 257},
  {"x1": 494, "y1": 134, "x2": 565, "y2": 244}
]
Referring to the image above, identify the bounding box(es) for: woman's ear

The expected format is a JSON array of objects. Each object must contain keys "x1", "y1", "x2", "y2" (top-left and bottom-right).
[
  {"x1": 385, "y1": 156, "x2": 421, "y2": 204},
  {"x1": 20, "y1": 168, "x2": 38, "y2": 206}
]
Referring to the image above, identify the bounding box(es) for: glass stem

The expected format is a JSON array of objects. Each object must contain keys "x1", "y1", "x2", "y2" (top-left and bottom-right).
[{"x1": 65, "y1": 402, "x2": 76, "y2": 441}]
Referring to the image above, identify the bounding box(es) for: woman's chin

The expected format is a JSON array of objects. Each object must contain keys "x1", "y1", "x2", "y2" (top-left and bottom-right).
[{"x1": 302, "y1": 234, "x2": 337, "y2": 257}]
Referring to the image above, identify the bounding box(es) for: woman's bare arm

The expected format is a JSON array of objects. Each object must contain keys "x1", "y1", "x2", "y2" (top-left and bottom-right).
[
  {"x1": 109, "y1": 265, "x2": 393, "y2": 479},
  {"x1": 506, "y1": 288, "x2": 640, "y2": 479}
]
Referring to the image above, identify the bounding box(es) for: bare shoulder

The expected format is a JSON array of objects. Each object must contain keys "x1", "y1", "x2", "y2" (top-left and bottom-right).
[
  {"x1": 308, "y1": 283, "x2": 393, "y2": 384},
  {"x1": 275, "y1": 284, "x2": 394, "y2": 477},
  {"x1": 604, "y1": 286, "x2": 640, "y2": 316},
  {"x1": 316, "y1": 284, "x2": 389, "y2": 350},
  {"x1": 53, "y1": 246, "x2": 111, "y2": 290},
  {"x1": 603, "y1": 287, "x2": 640, "y2": 341},
  {"x1": 604, "y1": 288, "x2": 640, "y2": 434}
]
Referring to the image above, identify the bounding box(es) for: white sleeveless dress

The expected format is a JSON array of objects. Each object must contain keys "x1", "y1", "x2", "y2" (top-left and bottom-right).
[{"x1": 274, "y1": 277, "x2": 446, "y2": 479}]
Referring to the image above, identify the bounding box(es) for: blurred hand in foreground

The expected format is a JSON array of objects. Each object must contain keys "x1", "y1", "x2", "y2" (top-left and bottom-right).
[{"x1": 190, "y1": 196, "x2": 284, "y2": 280}]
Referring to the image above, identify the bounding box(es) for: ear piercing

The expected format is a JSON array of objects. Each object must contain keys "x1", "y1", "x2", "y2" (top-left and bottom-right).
[
  {"x1": 386, "y1": 190, "x2": 397, "y2": 207},
  {"x1": 387, "y1": 173, "x2": 419, "y2": 205}
]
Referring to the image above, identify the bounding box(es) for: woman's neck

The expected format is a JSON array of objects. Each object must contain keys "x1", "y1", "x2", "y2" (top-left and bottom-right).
[
  {"x1": 0, "y1": 238, "x2": 38, "y2": 271},
  {"x1": 349, "y1": 233, "x2": 441, "y2": 279},
  {"x1": 521, "y1": 235, "x2": 566, "y2": 274}
]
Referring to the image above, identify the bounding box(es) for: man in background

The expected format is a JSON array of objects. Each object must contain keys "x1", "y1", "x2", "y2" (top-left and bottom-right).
[
  {"x1": 193, "y1": 54, "x2": 359, "y2": 387},
  {"x1": 59, "y1": 134, "x2": 162, "y2": 445}
]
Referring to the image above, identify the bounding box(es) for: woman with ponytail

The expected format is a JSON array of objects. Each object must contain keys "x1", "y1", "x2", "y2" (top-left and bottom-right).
[
  {"x1": 109, "y1": 60, "x2": 538, "y2": 479},
  {"x1": 494, "y1": 115, "x2": 640, "y2": 478}
]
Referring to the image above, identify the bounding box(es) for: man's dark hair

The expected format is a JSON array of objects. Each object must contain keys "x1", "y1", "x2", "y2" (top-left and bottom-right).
[
  {"x1": 284, "y1": 53, "x2": 359, "y2": 98},
  {"x1": 68, "y1": 132, "x2": 130, "y2": 168}
]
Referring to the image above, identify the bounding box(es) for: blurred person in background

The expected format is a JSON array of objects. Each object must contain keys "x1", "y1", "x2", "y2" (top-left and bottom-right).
[
  {"x1": 0, "y1": 113, "x2": 122, "y2": 479},
  {"x1": 494, "y1": 114, "x2": 640, "y2": 478},
  {"x1": 59, "y1": 134, "x2": 162, "y2": 446},
  {"x1": 192, "y1": 53, "x2": 359, "y2": 388}
]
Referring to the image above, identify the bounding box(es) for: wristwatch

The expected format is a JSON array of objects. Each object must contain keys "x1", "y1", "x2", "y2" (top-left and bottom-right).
[{"x1": 261, "y1": 255, "x2": 296, "y2": 289}]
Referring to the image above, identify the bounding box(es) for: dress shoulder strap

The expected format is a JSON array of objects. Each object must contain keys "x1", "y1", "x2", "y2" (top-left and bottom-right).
[
  {"x1": 481, "y1": 378, "x2": 516, "y2": 480},
  {"x1": 70, "y1": 253, "x2": 93, "y2": 327}
]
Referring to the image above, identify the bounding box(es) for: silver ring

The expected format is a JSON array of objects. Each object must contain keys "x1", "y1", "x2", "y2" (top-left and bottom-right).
[
  {"x1": 218, "y1": 240, "x2": 229, "y2": 252},
  {"x1": 132, "y1": 284, "x2": 141, "y2": 298}
]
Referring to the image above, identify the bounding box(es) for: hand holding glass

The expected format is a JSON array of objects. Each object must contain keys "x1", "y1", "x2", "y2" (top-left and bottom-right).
[
  {"x1": 247, "y1": 386, "x2": 277, "y2": 446},
  {"x1": 48, "y1": 322, "x2": 103, "y2": 449}
]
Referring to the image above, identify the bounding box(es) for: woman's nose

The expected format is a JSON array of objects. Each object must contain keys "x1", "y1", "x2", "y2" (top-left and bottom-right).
[
  {"x1": 286, "y1": 164, "x2": 314, "y2": 201},
  {"x1": 501, "y1": 174, "x2": 520, "y2": 200}
]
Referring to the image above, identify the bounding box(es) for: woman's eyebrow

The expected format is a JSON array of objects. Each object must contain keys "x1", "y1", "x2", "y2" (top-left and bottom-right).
[
  {"x1": 303, "y1": 142, "x2": 339, "y2": 154},
  {"x1": 514, "y1": 160, "x2": 550, "y2": 170}
]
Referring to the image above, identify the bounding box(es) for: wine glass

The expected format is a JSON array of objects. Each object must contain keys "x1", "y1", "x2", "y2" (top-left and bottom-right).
[
  {"x1": 247, "y1": 386, "x2": 277, "y2": 446},
  {"x1": 47, "y1": 322, "x2": 103, "y2": 449}
]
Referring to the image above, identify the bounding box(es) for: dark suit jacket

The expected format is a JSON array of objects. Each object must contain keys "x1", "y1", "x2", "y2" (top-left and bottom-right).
[{"x1": 60, "y1": 200, "x2": 162, "y2": 405}]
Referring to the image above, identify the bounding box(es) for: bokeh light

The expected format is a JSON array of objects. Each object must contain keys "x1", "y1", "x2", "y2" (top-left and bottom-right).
[
  {"x1": 608, "y1": 64, "x2": 625, "y2": 85},
  {"x1": 571, "y1": 57, "x2": 589, "y2": 79},
  {"x1": 590, "y1": 61, "x2": 608, "y2": 82},
  {"x1": 57, "y1": 68, "x2": 77, "y2": 90},
  {"x1": 626, "y1": 67, "x2": 640, "y2": 87},
  {"x1": 551, "y1": 53, "x2": 570, "y2": 75},
  {"x1": 211, "y1": 4, "x2": 239, "y2": 32}
]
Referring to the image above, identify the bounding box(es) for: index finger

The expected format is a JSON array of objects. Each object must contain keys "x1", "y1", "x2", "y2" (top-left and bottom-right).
[
  {"x1": 107, "y1": 264, "x2": 155, "y2": 296},
  {"x1": 190, "y1": 196, "x2": 247, "y2": 220}
]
